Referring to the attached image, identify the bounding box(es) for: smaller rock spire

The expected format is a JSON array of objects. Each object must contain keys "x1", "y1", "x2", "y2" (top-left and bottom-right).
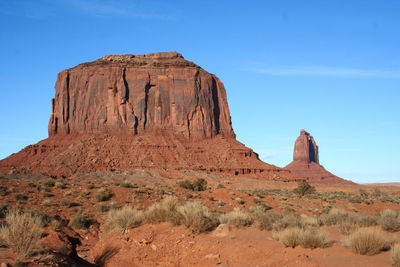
[{"x1": 293, "y1": 129, "x2": 319, "y2": 164}]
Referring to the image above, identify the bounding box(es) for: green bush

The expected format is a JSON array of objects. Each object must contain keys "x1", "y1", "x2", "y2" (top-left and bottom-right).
[{"x1": 293, "y1": 182, "x2": 315, "y2": 197}]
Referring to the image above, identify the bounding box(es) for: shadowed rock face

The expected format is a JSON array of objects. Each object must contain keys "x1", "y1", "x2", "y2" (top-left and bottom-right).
[
  {"x1": 286, "y1": 129, "x2": 354, "y2": 184},
  {"x1": 48, "y1": 52, "x2": 235, "y2": 139},
  {"x1": 0, "y1": 52, "x2": 300, "y2": 181},
  {"x1": 293, "y1": 129, "x2": 319, "y2": 164}
]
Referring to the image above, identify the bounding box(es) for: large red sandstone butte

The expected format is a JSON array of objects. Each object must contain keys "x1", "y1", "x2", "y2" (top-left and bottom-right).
[
  {"x1": 0, "y1": 52, "x2": 298, "y2": 181},
  {"x1": 285, "y1": 129, "x2": 354, "y2": 184}
]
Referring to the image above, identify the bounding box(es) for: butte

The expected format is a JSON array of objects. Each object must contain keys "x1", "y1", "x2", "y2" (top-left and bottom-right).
[
  {"x1": 0, "y1": 52, "x2": 300, "y2": 182},
  {"x1": 285, "y1": 129, "x2": 354, "y2": 184}
]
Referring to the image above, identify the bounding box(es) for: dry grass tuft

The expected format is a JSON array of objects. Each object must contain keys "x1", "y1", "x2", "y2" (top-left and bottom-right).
[
  {"x1": 274, "y1": 227, "x2": 328, "y2": 249},
  {"x1": 379, "y1": 209, "x2": 400, "y2": 232},
  {"x1": 250, "y1": 207, "x2": 281, "y2": 231},
  {"x1": 345, "y1": 228, "x2": 388, "y2": 255},
  {"x1": 104, "y1": 206, "x2": 144, "y2": 233},
  {"x1": 178, "y1": 201, "x2": 215, "y2": 233},
  {"x1": 145, "y1": 196, "x2": 182, "y2": 225},
  {"x1": 219, "y1": 208, "x2": 251, "y2": 228},
  {"x1": 0, "y1": 210, "x2": 43, "y2": 258},
  {"x1": 391, "y1": 243, "x2": 400, "y2": 267}
]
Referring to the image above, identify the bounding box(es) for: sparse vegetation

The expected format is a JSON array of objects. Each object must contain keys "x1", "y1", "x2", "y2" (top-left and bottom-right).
[
  {"x1": 379, "y1": 210, "x2": 400, "y2": 232},
  {"x1": 43, "y1": 178, "x2": 55, "y2": 187},
  {"x1": 0, "y1": 210, "x2": 43, "y2": 258},
  {"x1": 274, "y1": 227, "x2": 328, "y2": 249},
  {"x1": 178, "y1": 201, "x2": 216, "y2": 233},
  {"x1": 104, "y1": 206, "x2": 144, "y2": 233},
  {"x1": 345, "y1": 228, "x2": 388, "y2": 255},
  {"x1": 250, "y1": 207, "x2": 281, "y2": 230},
  {"x1": 391, "y1": 243, "x2": 400, "y2": 267},
  {"x1": 178, "y1": 179, "x2": 207, "y2": 191},
  {"x1": 14, "y1": 193, "x2": 27, "y2": 201},
  {"x1": 293, "y1": 182, "x2": 316, "y2": 197},
  {"x1": 219, "y1": 208, "x2": 251, "y2": 228},
  {"x1": 70, "y1": 212, "x2": 90, "y2": 230},
  {"x1": 95, "y1": 187, "x2": 112, "y2": 202},
  {"x1": 145, "y1": 196, "x2": 181, "y2": 225}
]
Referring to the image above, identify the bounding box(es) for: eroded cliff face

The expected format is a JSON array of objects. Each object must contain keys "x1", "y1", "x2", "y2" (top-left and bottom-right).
[
  {"x1": 48, "y1": 52, "x2": 235, "y2": 139},
  {"x1": 286, "y1": 129, "x2": 354, "y2": 184},
  {"x1": 0, "y1": 52, "x2": 300, "y2": 181},
  {"x1": 293, "y1": 129, "x2": 319, "y2": 164}
]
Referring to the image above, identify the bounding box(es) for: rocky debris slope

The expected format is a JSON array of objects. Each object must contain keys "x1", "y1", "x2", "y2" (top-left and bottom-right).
[
  {"x1": 285, "y1": 130, "x2": 354, "y2": 184},
  {"x1": 0, "y1": 52, "x2": 298, "y2": 181}
]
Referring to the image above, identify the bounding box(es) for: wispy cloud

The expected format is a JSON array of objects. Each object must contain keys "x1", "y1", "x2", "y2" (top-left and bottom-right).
[
  {"x1": 0, "y1": 0, "x2": 176, "y2": 20},
  {"x1": 250, "y1": 65, "x2": 400, "y2": 79},
  {"x1": 62, "y1": 0, "x2": 175, "y2": 20},
  {"x1": 66, "y1": 0, "x2": 126, "y2": 16}
]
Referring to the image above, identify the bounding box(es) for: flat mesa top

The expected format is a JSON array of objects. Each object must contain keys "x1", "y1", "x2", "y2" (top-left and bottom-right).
[{"x1": 67, "y1": 52, "x2": 200, "y2": 71}]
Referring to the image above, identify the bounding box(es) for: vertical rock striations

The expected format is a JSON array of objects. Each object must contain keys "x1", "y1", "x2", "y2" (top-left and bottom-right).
[
  {"x1": 0, "y1": 52, "x2": 298, "y2": 181},
  {"x1": 48, "y1": 52, "x2": 235, "y2": 139},
  {"x1": 285, "y1": 130, "x2": 354, "y2": 184}
]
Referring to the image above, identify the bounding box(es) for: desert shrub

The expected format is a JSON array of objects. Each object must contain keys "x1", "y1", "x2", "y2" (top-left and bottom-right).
[
  {"x1": 60, "y1": 199, "x2": 79, "y2": 208},
  {"x1": 319, "y1": 208, "x2": 354, "y2": 226},
  {"x1": 178, "y1": 201, "x2": 216, "y2": 233},
  {"x1": 0, "y1": 186, "x2": 7, "y2": 196},
  {"x1": 250, "y1": 207, "x2": 281, "y2": 231},
  {"x1": 273, "y1": 214, "x2": 304, "y2": 231},
  {"x1": 293, "y1": 182, "x2": 315, "y2": 197},
  {"x1": 55, "y1": 179, "x2": 67, "y2": 189},
  {"x1": 0, "y1": 210, "x2": 43, "y2": 258},
  {"x1": 235, "y1": 197, "x2": 244, "y2": 205},
  {"x1": 0, "y1": 203, "x2": 8, "y2": 218},
  {"x1": 178, "y1": 179, "x2": 207, "y2": 191},
  {"x1": 300, "y1": 214, "x2": 319, "y2": 227},
  {"x1": 95, "y1": 187, "x2": 112, "y2": 202},
  {"x1": 79, "y1": 190, "x2": 90, "y2": 199},
  {"x1": 339, "y1": 221, "x2": 357, "y2": 235},
  {"x1": 345, "y1": 228, "x2": 388, "y2": 255},
  {"x1": 97, "y1": 204, "x2": 110, "y2": 213},
  {"x1": 43, "y1": 179, "x2": 55, "y2": 187},
  {"x1": 64, "y1": 189, "x2": 78, "y2": 197},
  {"x1": 104, "y1": 206, "x2": 144, "y2": 233},
  {"x1": 274, "y1": 227, "x2": 328, "y2": 249},
  {"x1": 379, "y1": 210, "x2": 400, "y2": 232},
  {"x1": 391, "y1": 243, "x2": 400, "y2": 267},
  {"x1": 274, "y1": 227, "x2": 302, "y2": 248},
  {"x1": 14, "y1": 193, "x2": 27, "y2": 201},
  {"x1": 300, "y1": 229, "x2": 329, "y2": 248},
  {"x1": 70, "y1": 212, "x2": 90, "y2": 230},
  {"x1": 219, "y1": 208, "x2": 251, "y2": 228},
  {"x1": 357, "y1": 214, "x2": 379, "y2": 227},
  {"x1": 120, "y1": 181, "x2": 133, "y2": 188},
  {"x1": 145, "y1": 196, "x2": 181, "y2": 225}
]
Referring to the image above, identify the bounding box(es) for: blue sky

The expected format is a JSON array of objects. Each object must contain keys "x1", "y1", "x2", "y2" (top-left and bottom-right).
[{"x1": 0, "y1": 0, "x2": 399, "y2": 183}]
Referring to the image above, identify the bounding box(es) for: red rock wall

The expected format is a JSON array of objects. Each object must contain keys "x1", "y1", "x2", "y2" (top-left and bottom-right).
[{"x1": 48, "y1": 52, "x2": 235, "y2": 139}]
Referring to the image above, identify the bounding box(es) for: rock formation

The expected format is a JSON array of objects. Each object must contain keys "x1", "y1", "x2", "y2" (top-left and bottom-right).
[
  {"x1": 285, "y1": 130, "x2": 353, "y2": 184},
  {"x1": 48, "y1": 52, "x2": 234, "y2": 139},
  {"x1": 0, "y1": 52, "x2": 299, "y2": 181}
]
